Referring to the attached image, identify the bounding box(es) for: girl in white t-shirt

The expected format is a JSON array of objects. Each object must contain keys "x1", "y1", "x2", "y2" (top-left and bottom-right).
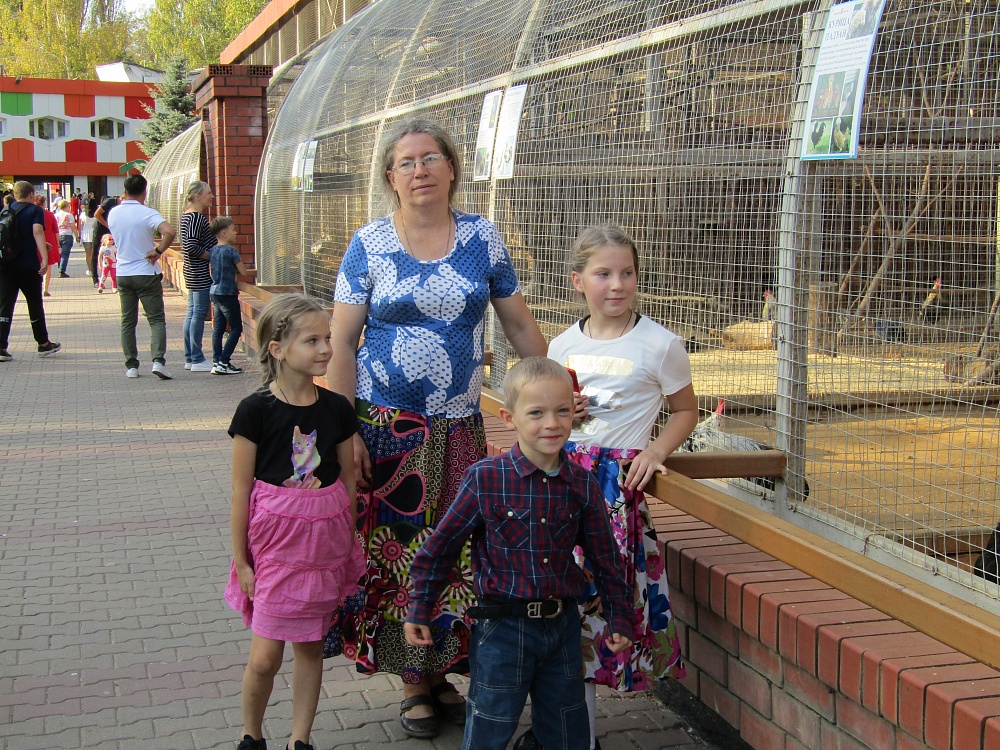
[{"x1": 547, "y1": 224, "x2": 699, "y2": 750}]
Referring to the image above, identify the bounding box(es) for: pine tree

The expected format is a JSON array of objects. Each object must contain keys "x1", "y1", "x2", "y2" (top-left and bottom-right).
[{"x1": 138, "y1": 55, "x2": 198, "y2": 158}]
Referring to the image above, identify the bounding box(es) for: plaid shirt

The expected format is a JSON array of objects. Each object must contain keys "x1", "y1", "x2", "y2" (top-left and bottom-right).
[{"x1": 407, "y1": 443, "x2": 630, "y2": 637}]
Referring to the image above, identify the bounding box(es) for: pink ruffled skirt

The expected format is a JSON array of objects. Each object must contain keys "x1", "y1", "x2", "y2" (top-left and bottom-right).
[{"x1": 225, "y1": 479, "x2": 365, "y2": 642}]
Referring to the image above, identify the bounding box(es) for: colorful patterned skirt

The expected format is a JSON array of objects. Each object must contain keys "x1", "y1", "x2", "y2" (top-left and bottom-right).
[
  {"x1": 565, "y1": 442, "x2": 685, "y2": 691},
  {"x1": 324, "y1": 399, "x2": 484, "y2": 682}
]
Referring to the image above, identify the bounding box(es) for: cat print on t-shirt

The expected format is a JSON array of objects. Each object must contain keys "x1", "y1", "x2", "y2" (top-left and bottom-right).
[{"x1": 285, "y1": 426, "x2": 321, "y2": 489}]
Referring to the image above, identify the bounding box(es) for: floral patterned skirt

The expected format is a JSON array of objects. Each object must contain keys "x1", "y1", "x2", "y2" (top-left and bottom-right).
[
  {"x1": 565, "y1": 442, "x2": 685, "y2": 691},
  {"x1": 324, "y1": 400, "x2": 484, "y2": 681}
]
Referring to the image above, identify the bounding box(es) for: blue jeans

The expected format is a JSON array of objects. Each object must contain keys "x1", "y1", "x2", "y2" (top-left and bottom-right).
[
  {"x1": 58, "y1": 234, "x2": 74, "y2": 273},
  {"x1": 463, "y1": 609, "x2": 588, "y2": 750},
  {"x1": 211, "y1": 293, "x2": 243, "y2": 364},
  {"x1": 182, "y1": 288, "x2": 211, "y2": 364}
]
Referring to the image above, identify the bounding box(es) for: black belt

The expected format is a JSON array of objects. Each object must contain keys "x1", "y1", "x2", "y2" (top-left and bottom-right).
[{"x1": 467, "y1": 597, "x2": 574, "y2": 620}]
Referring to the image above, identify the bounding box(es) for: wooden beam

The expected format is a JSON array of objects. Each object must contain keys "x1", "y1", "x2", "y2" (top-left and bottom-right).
[
  {"x1": 664, "y1": 450, "x2": 785, "y2": 479},
  {"x1": 650, "y1": 471, "x2": 1000, "y2": 671},
  {"x1": 481, "y1": 389, "x2": 786, "y2": 479}
]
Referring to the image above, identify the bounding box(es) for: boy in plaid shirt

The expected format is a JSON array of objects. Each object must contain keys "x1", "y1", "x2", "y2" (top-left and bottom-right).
[{"x1": 405, "y1": 357, "x2": 631, "y2": 750}]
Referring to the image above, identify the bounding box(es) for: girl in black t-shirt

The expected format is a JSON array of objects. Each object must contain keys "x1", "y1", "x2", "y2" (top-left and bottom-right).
[{"x1": 224, "y1": 293, "x2": 364, "y2": 750}]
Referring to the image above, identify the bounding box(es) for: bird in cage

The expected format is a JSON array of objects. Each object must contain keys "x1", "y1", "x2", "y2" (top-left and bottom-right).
[
  {"x1": 874, "y1": 317, "x2": 906, "y2": 358},
  {"x1": 680, "y1": 398, "x2": 809, "y2": 497},
  {"x1": 761, "y1": 289, "x2": 776, "y2": 321},
  {"x1": 918, "y1": 277, "x2": 943, "y2": 324}
]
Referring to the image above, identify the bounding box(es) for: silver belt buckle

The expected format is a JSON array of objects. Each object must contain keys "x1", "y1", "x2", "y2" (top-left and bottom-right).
[{"x1": 526, "y1": 598, "x2": 563, "y2": 619}]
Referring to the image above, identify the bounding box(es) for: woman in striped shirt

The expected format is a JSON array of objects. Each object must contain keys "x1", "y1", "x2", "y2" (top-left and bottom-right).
[{"x1": 180, "y1": 181, "x2": 217, "y2": 372}]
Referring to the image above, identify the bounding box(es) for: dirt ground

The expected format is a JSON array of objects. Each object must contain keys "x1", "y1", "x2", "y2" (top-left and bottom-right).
[{"x1": 688, "y1": 347, "x2": 1000, "y2": 548}]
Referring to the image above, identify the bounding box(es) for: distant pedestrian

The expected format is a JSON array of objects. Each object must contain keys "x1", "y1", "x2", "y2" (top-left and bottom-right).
[
  {"x1": 70, "y1": 190, "x2": 81, "y2": 221},
  {"x1": 224, "y1": 293, "x2": 365, "y2": 750},
  {"x1": 54, "y1": 199, "x2": 77, "y2": 277},
  {"x1": 208, "y1": 216, "x2": 255, "y2": 374},
  {"x1": 34, "y1": 195, "x2": 59, "y2": 296},
  {"x1": 180, "y1": 181, "x2": 217, "y2": 372},
  {"x1": 0, "y1": 181, "x2": 61, "y2": 362},
  {"x1": 92, "y1": 194, "x2": 120, "y2": 286},
  {"x1": 80, "y1": 207, "x2": 96, "y2": 276},
  {"x1": 107, "y1": 174, "x2": 175, "y2": 380},
  {"x1": 97, "y1": 233, "x2": 117, "y2": 293}
]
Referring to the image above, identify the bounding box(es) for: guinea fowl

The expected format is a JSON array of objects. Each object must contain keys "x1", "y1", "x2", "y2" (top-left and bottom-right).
[
  {"x1": 874, "y1": 318, "x2": 906, "y2": 358},
  {"x1": 681, "y1": 398, "x2": 809, "y2": 497}
]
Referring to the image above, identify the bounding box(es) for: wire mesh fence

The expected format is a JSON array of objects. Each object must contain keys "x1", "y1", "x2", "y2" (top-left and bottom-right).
[
  {"x1": 239, "y1": 0, "x2": 1000, "y2": 605},
  {"x1": 143, "y1": 122, "x2": 202, "y2": 233}
]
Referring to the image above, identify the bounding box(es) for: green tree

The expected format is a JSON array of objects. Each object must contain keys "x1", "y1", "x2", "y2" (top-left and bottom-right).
[
  {"x1": 137, "y1": 54, "x2": 197, "y2": 157},
  {"x1": 0, "y1": 0, "x2": 133, "y2": 78},
  {"x1": 141, "y1": 0, "x2": 266, "y2": 69}
]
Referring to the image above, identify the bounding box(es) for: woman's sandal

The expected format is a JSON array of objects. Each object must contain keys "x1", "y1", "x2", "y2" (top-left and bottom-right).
[
  {"x1": 430, "y1": 681, "x2": 467, "y2": 725},
  {"x1": 399, "y1": 694, "x2": 440, "y2": 739}
]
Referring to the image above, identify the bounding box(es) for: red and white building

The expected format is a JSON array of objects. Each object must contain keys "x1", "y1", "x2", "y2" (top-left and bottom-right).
[{"x1": 0, "y1": 76, "x2": 154, "y2": 199}]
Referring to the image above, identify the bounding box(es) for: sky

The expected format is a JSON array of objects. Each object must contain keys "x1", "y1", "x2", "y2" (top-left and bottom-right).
[{"x1": 121, "y1": 0, "x2": 154, "y2": 16}]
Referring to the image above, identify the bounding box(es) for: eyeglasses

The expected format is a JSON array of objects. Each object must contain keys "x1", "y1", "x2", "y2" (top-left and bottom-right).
[{"x1": 391, "y1": 153, "x2": 449, "y2": 175}]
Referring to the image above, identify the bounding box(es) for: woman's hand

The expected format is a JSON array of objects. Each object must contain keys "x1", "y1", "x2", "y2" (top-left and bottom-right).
[
  {"x1": 235, "y1": 562, "x2": 255, "y2": 601},
  {"x1": 573, "y1": 391, "x2": 590, "y2": 421},
  {"x1": 354, "y1": 433, "x2": 372, "y2": 490},
  {"x1": 624, "y1": 447, "x2": 668, "y2": 492}
]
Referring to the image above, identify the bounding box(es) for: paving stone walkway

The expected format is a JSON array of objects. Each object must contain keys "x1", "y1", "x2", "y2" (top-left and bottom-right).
[{"x1": 0, "y1": 252, "x2": 714, "y2": 749}]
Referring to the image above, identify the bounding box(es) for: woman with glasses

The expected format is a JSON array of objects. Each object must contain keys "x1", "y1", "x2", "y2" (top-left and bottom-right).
[{"x1": 327, "y1": 119, "x2": 546, "y2": 739}]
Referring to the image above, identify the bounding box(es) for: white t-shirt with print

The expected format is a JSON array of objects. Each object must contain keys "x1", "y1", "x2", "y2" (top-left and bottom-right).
[{"x1": 548, "y1": 315, "x2": 692, "y2": 449}]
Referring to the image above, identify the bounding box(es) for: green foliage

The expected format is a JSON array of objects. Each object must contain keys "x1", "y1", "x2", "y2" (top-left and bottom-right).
[
  {"x1": 0, "y1": 0, "x2": 132, "y2": 78},
  {"x1": 141, "y1": 0, "x2": 267, "y2": 69},
  {"x1": 137, "y1": 55, "x2": 197, "y2": 158},
  {"x1": 0, "y1": 0, "x2": 267, "y2": 77}
]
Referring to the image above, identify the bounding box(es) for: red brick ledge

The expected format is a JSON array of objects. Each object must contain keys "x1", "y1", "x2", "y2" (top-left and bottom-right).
[{"x1": 650, "y1": 502, "x2": 1000, "y2": 750}]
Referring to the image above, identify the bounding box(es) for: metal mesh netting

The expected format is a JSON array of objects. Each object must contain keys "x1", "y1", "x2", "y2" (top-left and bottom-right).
[
  {"x1": 257, "y1": 0, "x2": 1000, "y2": 606},
  {"x1": 143, "y1": 122, "x2": 201, "y2": 232}
]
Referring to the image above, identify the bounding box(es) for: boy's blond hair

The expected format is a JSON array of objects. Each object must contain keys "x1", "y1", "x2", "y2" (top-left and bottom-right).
[
  {"x1": 209, "y1": 215, "x2": 235, "y2": 237},
  {"x1": 503, "y1": 356, "x2": 572, "y2": 411}
]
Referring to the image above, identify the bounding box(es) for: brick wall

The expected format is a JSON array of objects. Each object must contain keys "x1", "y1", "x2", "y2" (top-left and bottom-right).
[
  {"x1": 652, "y1": 503, "x2": 1000, "y2": 750},
  {"x1": 193, "y1": 64, "x2": 271, "y2": 273}
]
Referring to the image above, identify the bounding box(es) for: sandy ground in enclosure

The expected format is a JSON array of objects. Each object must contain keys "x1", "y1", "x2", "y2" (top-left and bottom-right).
[{"x1": 687, "y1": 347, "x2": 1000, "y2": 536}]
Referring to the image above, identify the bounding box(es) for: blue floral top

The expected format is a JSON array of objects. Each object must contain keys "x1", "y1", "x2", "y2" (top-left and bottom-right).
[{"x1": 334, "y1": 211, "x2": 520, "y2": 418}]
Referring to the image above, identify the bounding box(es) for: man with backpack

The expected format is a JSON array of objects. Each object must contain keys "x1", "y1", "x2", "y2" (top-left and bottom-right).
[{"x1": 0, "y1": 181, "x2": 62, "y2": 362}]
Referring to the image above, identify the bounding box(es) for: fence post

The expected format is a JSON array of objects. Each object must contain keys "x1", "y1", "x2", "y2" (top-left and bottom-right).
[{"x1": 775, "y1": 4, "x2": 830, "y2": 508}]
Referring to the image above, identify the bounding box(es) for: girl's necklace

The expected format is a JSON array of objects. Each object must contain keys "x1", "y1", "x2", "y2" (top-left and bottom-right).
[
  {"x1": 587, "y1": 310, "x2": 633, "y2": 339},
  {"x1": 276, "y1": 382, "x2": 317, "y2": 406},
  {"x1": 398, "y1": 211, "x2": 454, "y2": 260}
]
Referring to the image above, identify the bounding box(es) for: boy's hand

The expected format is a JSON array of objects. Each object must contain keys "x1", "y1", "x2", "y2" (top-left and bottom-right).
[
  {"x1": 235, "y1": 562, "x2": 255, "y2": 601},
  {"x1": 404, "y1": 622, "x2": 434, "y2": 646},
  {"x1": 605, "y1": 632, "x2": 633, "y2": 655}
]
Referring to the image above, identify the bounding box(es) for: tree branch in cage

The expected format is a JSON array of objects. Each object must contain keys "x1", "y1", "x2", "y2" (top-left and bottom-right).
[
  {"x1": 833, "y1": 161, "x2": 964, "y2": 355},
  {"x1": 836, "y1": 206, "x2": 882, "y2": 298}
]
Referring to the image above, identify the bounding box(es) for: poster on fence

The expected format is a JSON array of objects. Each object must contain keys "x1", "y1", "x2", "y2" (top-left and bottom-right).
[
  {"x1": 801, "y1": 0, "x2": 886, "y2": 160},
  {"x1": 493, "y1": 85, "x2": 528, "y2": 180},
  {"x1": 473, "y1": 90, "x2": 504, "y2": 181},
  {"x1": 291, "y1": 140, "x2": 318, "y2": 191}
]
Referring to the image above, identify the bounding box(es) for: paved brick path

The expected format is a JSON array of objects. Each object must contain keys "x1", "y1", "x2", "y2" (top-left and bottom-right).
[{"x1": 0, "y1": 253, "x2": 712, "y2": 749}]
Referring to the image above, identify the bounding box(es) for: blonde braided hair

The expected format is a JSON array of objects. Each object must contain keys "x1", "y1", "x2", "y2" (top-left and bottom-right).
[{"x1": 256, "y1": 293, "x2": 329, "y2": 387}]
